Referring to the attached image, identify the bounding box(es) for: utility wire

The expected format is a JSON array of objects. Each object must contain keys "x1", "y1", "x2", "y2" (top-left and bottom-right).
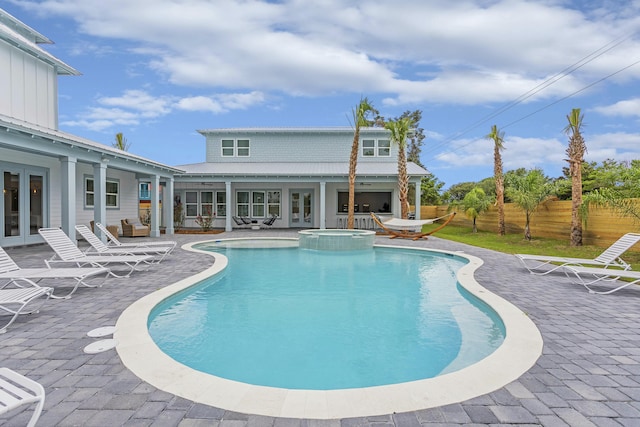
[{"x1": 421, "y1": 33, "x2": 635, "y2": 158}]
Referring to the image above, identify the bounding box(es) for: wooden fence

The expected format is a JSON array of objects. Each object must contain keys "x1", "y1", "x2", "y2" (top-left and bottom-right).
[{"x1": 417, "y1": 199, "x2": 640, "y2": 249}]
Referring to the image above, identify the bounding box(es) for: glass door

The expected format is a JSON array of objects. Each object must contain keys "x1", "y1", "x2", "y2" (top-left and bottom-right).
[
  {"x1": 4, "y1": 171, "x2": 20, "y2": 238},
  {"x1": 290, "y1": 189, "x2": 313, "y2": 227},
  {"x1": 1, "y1": 166, "x2": 48, "y2": 246}
]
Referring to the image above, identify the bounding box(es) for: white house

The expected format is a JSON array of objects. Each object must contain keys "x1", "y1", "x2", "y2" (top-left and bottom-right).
[
  {"x1": 1, "y1": 8, "x2": 429, "y2": 246},
  {"x1": 0, "y1": 9, "x2": 182, "y2": 247},
  {"x1": 175, "y1": 128, "x2": 429, "y2": 231}
]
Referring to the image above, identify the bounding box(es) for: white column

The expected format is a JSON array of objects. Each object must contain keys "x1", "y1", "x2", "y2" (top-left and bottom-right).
[
  {"x1": 164, "y1": 178, "x2": 174, "y2": 235},
  {"x1": 415, "y1": 180, "x2": 421, "y2": 220},
  {"x1": 225, "y1": 181, "x2": 232, "y2": 232},
  {"x1": 60, "y1": 156, "x2": 77, "y2": 241},
  {"x1": 320, "y1": 181, "x2": 326, "y2": 229},
  {"x1": 93, "y1": 162, "x2": 107, "y2": 241},
  {"x1": 150, "y1": 175, "x2": 161, "y2": 237}
]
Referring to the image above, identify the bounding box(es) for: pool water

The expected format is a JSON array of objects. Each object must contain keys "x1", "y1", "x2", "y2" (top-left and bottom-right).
[{"x1": 148, "y1": 245, "x2": 505, "y2": 390}]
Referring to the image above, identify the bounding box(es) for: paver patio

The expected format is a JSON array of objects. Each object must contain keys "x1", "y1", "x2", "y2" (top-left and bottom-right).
[{"x1": 1, "y1": 230, "x2": 639, "y2": 426}]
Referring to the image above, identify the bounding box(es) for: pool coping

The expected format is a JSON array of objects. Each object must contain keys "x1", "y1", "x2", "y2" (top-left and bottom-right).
[{"x1": 115, "y1": 237, "x2": 543, "y2": 420}]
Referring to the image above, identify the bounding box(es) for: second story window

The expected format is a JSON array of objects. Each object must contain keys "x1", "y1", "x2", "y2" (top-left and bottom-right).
[
  {"x1": 221, "y1": 139, "x2": 250, "y2": 157},
  {"x1": 362, "y1": 139, "x2": 390, "y2": 157}
]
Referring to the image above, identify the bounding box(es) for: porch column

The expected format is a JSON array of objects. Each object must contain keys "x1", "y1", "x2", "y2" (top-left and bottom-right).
[
  {"x1": 415, "y1": 180, "x2": 421, "y2": 220},
  {"x1": 60, "y1": 156, "x2": 77, "y2": 241},
  {"x1": 319, "y1": 181, "x2": 326, "y2": 229},
  {"x1": 163, "y1": 178, "x2": 174, "y2": 235},
  {"x1": 225, "y1": 181, "x2": 232, "y2": 232},
  {"x1": 93, "y1": 162, "x2": 107, "y2": 241},
  {"x1": 150, "y1": 174, "x2": 160, "y2": 237}
]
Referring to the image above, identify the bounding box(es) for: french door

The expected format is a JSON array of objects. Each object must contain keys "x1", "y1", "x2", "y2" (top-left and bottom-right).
[
  {"x1": 1, "y1": 165, "x2": 47, "y2": 246},
  {"x1": 290, "y1": 190, "x2": 313, "y2": 228}
]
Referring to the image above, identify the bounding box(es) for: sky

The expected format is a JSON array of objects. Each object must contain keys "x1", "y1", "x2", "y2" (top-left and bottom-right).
[{"x1": 4, "y1": 0, "x2": 640, "y2": 190}]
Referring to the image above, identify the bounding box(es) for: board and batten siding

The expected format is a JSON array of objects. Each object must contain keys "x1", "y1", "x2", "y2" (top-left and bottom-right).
[{"x1": 0, "y1": 40, "x2": 57, "y2": 128}]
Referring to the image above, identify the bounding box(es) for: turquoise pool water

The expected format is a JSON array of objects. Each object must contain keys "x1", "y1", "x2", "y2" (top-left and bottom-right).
[{"x1": 148, "y1": 243, "x2": 505, "y2": 390}]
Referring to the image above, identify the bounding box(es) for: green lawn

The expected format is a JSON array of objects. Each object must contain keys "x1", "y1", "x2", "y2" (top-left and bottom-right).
[{"x1": 426, "y1": 224, "x2": 640, "y2": 271}]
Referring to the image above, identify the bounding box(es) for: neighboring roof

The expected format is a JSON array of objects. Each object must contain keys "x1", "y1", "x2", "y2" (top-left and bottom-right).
[
  {"x1": 0, "y1": 8, "x2": 80, "y2": 76},
  {"x1": 197, "y1": 127, "x2": 390, "y2": 135},
  {"x1": 0, "y1": 113, "x2": 184, "y2": 175},
  {"x1": 176, "y1": 161, "x2": 429, "y2": 177}
]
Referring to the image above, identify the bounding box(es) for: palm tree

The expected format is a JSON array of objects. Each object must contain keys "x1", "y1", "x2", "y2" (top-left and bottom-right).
[
  {"x1": 486, "y1": 125, "x2": 506, "y2": 235},
  {"x1": 451, "y1": 187, "x2": 493, "y2": 233},
  {"x1": 347, "y1": 97, "x2": 374, "y2": 229},
  {"x1": 385, "y1": 116, "x2": 414, "y2": 219},
  {"x1": 564, "y1": 108, "x2": 587, "y2": 246},
  {"x1": 113, "y1": 132, "x2": 131, "y2": 151},
  {"x1": 506, "y1": 169, "x2": 556, "y2": 241}
]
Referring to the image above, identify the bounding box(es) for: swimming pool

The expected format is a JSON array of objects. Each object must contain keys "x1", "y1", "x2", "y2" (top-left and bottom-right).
[
  {"x1": 148, "y1": 244, "x2": 505, "y2": 390},
  {"x1": 116, "y1": 238, "x2": 543, "y2": 419}
]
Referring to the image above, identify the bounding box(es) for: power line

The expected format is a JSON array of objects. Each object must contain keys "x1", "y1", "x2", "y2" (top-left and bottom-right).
[{"x1": 421, "y1": 33, "x2": 635, "y2": 158}]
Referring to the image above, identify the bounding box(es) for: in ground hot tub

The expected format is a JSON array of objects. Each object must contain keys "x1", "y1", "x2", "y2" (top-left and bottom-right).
[{"x1": 298, "y1": 229, "x2": 375, "y2": 251}]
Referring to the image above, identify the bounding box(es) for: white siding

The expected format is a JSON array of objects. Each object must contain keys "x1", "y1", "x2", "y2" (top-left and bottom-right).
[{"x1": 0, "y1": 39, "x2": 57, "y2": 128}]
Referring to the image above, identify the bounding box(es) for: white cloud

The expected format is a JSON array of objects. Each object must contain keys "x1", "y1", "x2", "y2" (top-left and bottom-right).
[
  {"x1": 19, "y1": 0, "x2": 640, "y2": 105},
  {"x1": 593, "y1": 98, "x2": 640, "y2": 118}
]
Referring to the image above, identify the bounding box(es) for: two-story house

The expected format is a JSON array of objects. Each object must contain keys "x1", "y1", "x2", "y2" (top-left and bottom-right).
[
  {"x1": 175, "y1": 128, "x2": 429, "y2": 231},
  {"x1": 0, "y1": 9, "x2": 181, "y2": 247}
]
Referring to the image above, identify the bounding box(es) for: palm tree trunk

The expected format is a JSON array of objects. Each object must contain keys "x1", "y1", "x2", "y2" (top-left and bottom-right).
[
  {"x1": 397, "y1": 146, "x2": 409, "y2": 219},
  {"x1": 348, "y1": 129, "x2": 360, "y2": 229},
  {"x1": 496, "y1": 177, "x2": 505, "y2": 236},
  {"x1": 570, "y1": 160, "x2": 583, "y2": 246}
]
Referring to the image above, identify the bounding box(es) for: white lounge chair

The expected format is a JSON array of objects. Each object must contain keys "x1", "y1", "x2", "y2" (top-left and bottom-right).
[
  {"x1": 0, "y1": 284, "x2": 52, "y2": 334},
  {"x1": 38, "y1": 228, "x2": 153, "y2": 278},
  {"x1": 94, "y1": 222, "x2": 176, "y2": 253},
  {"x1": 563, "y1": 266, "x2": 640, "y2": 295},
  {"x1": 75, "y1": 225, "x2": 171, "y2": 263},
  {"x1": 515, "y1": 232, "x2": 640, "y2": 275},
  {"x1": 0, "y1": 367, "x2": 45, "y2": 426},
  {"x1": 0, "y1": 246, "x2": 109, "y2": 299}
]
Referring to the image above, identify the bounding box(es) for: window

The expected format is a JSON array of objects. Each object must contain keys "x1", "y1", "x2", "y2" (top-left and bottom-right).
[
  {"x1": 236, "y1": 191, "x2": 250, "y2": 217},
  {"x1": 252, "y1": 191, "x2": 265, "y2": 217},
  {"x1": 378, "y1": 139, "x2": 390, "y2": 156},
  {"x1": 362, "y1": 139, "x2": 375, "y2": 156},
  {"x1": 85, "y1": 177, "x2": 119, "y2": 208},
  {"x1": 236, "y1": 190, "x2": 280, "y2": 218},
  {"x1": 185, "y1": 191, "x2": 198, "y2": 217},
  {"x1": 337, "y1": 191, "x2": 392, "y2": 214},
  {"x1": 216, "y1": 192, "x2": 227, "y2": 217},
  {"x1": 221, "y1": 139, "x2": 250, "y2": 157},
  {"x1": 139, "y1": 183, "x2": 150, "y2": 200},
  {"x1": 201, "y1": 191, "x2": 214, "y2": 216},
  {"x1": 361, "y1": 139, "x2": 390, "y2": 157},
  {"x1": 237, "y1": 139, "x2": 250, "y2": 156},
  {"x1": 267, "y1": 191, "x2": 281, "y2": 217},
  {"x1": 221, "y1": 140, "x2": 234, "y2": 156}
]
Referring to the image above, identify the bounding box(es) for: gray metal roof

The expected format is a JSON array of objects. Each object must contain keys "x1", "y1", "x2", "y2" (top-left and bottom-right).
[
  {"x1": 0, "y1": 113, "x2": 184, "y2": 174},
  {"x1": 197, "y1": 127, "x2": 391, "y2": 135},
  {"x1": 177, "y1": 161, "x2": 429, "y2": 177}
]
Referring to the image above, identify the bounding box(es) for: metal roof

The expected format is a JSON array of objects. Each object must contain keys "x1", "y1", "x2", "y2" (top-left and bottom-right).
[
  {"x1": 197, "y1": 127, "x2": 391, "y2": 135},
  {"x1": 0, "y1": 9, "x2": 80, "y2": 76},
  {"x1": 177, "y1": 161, "x2": 429, "y2": 177}
]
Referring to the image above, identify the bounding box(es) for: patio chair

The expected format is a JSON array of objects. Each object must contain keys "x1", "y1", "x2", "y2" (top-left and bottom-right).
[
  {"x1": 262, "y1": 214, "x2": 277, "y2": 228},
  {"x1": 562, "y1": 265, "x2": 640, "y2": 294},
  {"x1": 120, "y1": 218, "x2": 150, "y2": 237},
  {"x1": 370, "y1": 212, "x2": 456, "y2": 240},
  {"x1": 75, "y1": 225, "x2": 171, "y2": 263},
  {"x1": 0, "y1": 367, "x2": 45, "y2": 426},
  {"x1": 232, "y1": 216, "x2": 248, "y2": 228},
  {"x1": 0, "y1": 246, "x2": 109, "y2": 299},
  {"x1": 0, "y1": 284, "x2": 52, "y2": 334},
  {"x1": 515, "y1": 232, "x2": 640, "y2": 275},
  {"x1": 38, "y1": 228, "x2": 153, "y2": 278},
  {"x1": 94, "y1": 222, "x2": 176, "y2": 253}
]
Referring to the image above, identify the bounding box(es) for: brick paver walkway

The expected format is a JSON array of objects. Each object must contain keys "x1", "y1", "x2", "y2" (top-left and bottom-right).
[{"x1": 1, "y1": 231, "x2": 640, "y2": 426}]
